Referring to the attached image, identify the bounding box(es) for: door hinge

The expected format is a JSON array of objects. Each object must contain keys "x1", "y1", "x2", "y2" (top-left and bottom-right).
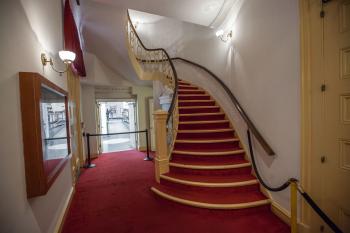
[
  {"x1": 321, "y1": 84, "x2": 326, "y2": 92},
  {"x1": 320, "y1": 0, "x2": 331, "y2": 18},
  {"x1": 320, "y1": 224, "x2": 325, "y2": 232},
  {"x1": 320, "y1": 10, "x2": 325, "y2": 18}
]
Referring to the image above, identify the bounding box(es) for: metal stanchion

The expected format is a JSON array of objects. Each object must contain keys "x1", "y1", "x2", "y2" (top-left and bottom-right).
[
  {"x1": 84, "y1": 133, "x2": 96, "y2": 168},
  {"x1": 290, "y1": 179, "x2": 298, "y2": 233},
  {"x1": 144, "y1": 129, "x2": 152, "y2": 161}
]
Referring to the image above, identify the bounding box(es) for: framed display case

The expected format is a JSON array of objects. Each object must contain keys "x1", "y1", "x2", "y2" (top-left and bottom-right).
[{"x1": 19, "y1": 72, "x2": 70, "y2": 198}]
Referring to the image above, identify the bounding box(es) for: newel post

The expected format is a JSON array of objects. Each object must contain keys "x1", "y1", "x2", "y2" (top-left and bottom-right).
[{"x1": 153, "y1": 110, "x2": 169, "y2": 183}]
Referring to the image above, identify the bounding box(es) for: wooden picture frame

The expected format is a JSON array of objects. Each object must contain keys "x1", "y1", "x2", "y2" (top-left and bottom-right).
[{"x1": 19, "y1": 72, "x2": 70, "y2": 198}]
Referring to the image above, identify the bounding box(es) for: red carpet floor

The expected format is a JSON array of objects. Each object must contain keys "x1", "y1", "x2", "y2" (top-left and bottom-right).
[{"x1": 62, "y1": 150, "x2": 289, "y2": 233}]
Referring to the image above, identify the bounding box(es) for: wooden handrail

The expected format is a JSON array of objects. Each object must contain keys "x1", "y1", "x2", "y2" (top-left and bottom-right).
[
  {"x1": 126, "y1": 10, "x2": 178, "y2": 124},
  {"x1": 172, "y1": 57, "x2": 275, "y2": 156},
  {"x1": 127, "y1": 10, "x2": 274, "y2": 156}
]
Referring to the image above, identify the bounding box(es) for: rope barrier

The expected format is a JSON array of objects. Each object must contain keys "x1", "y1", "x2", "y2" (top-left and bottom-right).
[
  {"x1": 247, "y1": 129, "x2": 343, "y2": 233},
  {"x1": 83, "y1": 129, "x2": 152, "y2": 168}
]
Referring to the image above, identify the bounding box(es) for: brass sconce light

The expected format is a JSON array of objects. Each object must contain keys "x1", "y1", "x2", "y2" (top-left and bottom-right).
[
  {"x1": 41, "y1": 50, "x2": 76, "y2": 75},
  {"x1": 215, "y1": 29, "x2": 233, "y2": 42}
]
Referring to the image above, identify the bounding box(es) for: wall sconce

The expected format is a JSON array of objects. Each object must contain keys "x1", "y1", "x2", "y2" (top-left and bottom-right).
[
  {"x1": 41, "y1": 50, "x2": 76, "y2": 75},
  {"x1": 215, "y1": 29, "x2": 233, "y2": 42}
]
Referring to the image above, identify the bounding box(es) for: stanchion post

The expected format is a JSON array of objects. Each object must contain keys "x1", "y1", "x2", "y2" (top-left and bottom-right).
[
  {"x1": 144, "y1": 129, "x2": 152, "y2": 161},
  {"x1": 290, "y1": 179, "x2": 298, "y2": 233},
  {"x1": 153, "y1": 110, "x2": 169, "y2": 182},
  {"x1": 84, "y1": 133, "x2": 96, "y2": 168}
]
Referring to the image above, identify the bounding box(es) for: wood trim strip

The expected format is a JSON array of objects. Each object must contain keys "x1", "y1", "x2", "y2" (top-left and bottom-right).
[
  {"x1": 169, "y1": 162, "x2": 251, "y2": 170},
  {"x1": 151, "y1": 187, "x2": 270, "y2": 209},
  {"x1": 177, "y1": 128, "x2": 233, "y2": 133},
  {"x1": 175, "y1": 138, "x2": 238, "y2": 144},
  {"x1": 160, "y1": 174, "x2": 258, "y2": 188},
  {"x1": 179, "y1": 120, "x2": 229, "y2": 124},
  {"x1": 172, "y1": 149, "x2": 245, "y2": 156},
  {"x1": 179, "y1": 112, "x2": 224, "y2": 116}
]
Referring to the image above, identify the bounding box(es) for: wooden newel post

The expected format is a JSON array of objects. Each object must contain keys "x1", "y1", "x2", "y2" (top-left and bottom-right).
[{"x1": 153, "y1": 110, "x2": 169, "y2": 183}]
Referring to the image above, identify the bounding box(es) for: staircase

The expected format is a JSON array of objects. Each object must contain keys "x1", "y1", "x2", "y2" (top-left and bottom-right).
[{"x1": 151, "y1": 79, "x2": 271, "y2": 209}]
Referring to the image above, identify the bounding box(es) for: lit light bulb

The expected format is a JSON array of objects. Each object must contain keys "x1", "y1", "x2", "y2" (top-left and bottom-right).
[
  {"x1": 59, "y1": 50, "x2": 76, "y2": 64},
  {"x1": 215, "y1": 29, "x2": 224, "y2": 37}
]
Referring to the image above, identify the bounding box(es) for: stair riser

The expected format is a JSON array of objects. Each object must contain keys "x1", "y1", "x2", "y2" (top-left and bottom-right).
[
  {"x1": 178, "y1": 122, "x2": 230, "y2": 130},
  {"x1": 179, "y1": 114, "x2": 225, "y2": 121},
  {"x1": 178, "y1": 86, "x2": 198, "y2": 90},
  {"x1": 178, "y1": 95, "x2": 211, "y2": 100},
  {"x1": 178, "y1": 82, "x2": 191, "y2": 86},
  {"x1": 174, "y1": 142, "x2": 240, "y2": 151},
  {"x1": 160, "y1": 179, "x2": 260, "y2": 193},
  {"x1": 178, "y1": 101, "x2": 216, "y2": 107},
  {"x1": 176, "y1": 131, "x2": 235, "y2": 140},
  {"x1": 179, "y1": 107, "x2": 220, "y2": 114},
  {"x1": 169, "y1": 166, "x2": 252, "y2": 176},
  {"x1": 178, "y1": 91, "x2": 206, "y2": 95},
  {"x1": 172, "y1": 153, "x2": 244, "y2": 163},
  {"x1": 171, "y1": 154, "x2": 246, "y2": 163}
]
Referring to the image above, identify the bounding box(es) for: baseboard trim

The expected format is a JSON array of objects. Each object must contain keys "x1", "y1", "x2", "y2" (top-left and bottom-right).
[
  {"x1": 271, "y1": 201, "x2": 310, "y2": 233},
  {"x1": 271, "y1": 201, "x2": 290, "y2": 225},
  {"x1": 54, "y1": 186, "x2": 75, "y2": 233}
]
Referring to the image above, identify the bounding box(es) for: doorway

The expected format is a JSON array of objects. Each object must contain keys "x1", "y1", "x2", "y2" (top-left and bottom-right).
[{"x1": 96, "y1": 100, "x2": 138, "y2": 153}]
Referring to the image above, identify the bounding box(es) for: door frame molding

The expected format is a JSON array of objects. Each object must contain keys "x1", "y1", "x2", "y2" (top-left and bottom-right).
[{"x1": 300, "y1": 0, "x2": 312, "y2": 228}]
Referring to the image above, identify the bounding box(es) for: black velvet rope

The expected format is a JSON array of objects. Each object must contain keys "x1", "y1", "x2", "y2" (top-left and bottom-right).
[
  {"x1": 247, "y1": 129, "x2": 343, "y2": 233},
  {"x1": 299, "y1": 191, "x2": 343, "y2": 233}
]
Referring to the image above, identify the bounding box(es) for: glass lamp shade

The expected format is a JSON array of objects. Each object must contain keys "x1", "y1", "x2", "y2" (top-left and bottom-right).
[
  {"x1": 215, "y1": 29, "x2": 224, "y2": 37},
  {"x1": 59, "y1": 50, "x2": 76, "y2": 64}
]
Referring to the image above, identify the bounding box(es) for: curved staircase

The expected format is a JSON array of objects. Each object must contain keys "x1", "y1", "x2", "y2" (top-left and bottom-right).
[{"x1": 151, "y1": 80, "x2": 271, "y2": 209}]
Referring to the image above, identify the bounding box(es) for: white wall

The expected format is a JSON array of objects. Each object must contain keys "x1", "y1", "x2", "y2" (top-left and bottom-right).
[
  {"x1": 0, "y1": 1, "x2": 73, "y2": 233},
  {"x1": 137, "y1": 0, "x2": 300, "y2": 212},
  {"x1": 181, "y1": 0, "x2": 300, "y2": 211}
]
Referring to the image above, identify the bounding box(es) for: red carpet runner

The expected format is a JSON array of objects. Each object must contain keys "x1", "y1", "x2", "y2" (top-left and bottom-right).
[
  {"x1": 152, "y1": 80, "x2": 275, "y2": 209},
  {"x1": 62, "y1": 150, "x2": 289, "y2": 233}
]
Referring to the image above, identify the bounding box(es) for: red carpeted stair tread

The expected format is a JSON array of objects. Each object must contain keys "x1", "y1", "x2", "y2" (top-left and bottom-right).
[
  {"x1": 173, "y1": 147, "x2": 243, "y2": 153},
  {"x1": 162, "y1": 173, "x2": 257, "y2": 184},
  {"x1": 178, "y1": 100, "x2": 216, "y2": 107},
  {"x1": 172, "y1": 154, "x2": 246, "y2": 164},
  {"x1": 170, "y1": 156, "x2": 248, "y2": 166},
  {"x1": 178, "y1": 121, "x2": 230, "y2": 130},
  {"x1": 178, "y1": 86, "x2": 198, "y2": 90},
  {"x1": 178, "y1": 90, "x2": 206, "y2": 95},
  {"x1": 179, "y1": 107, "x2": 221, "y2": 114},
  {"x1": 178, "y1": 95, "x2": 211, "y2": 100},
  {"x1": 152, "y1": 183, "x2": 269, "y2": 205},
  {"x1": 176, "y1": 136, "x2": 237, "y2": 142},
  {"x1": 174, "y1": 141, "x2": 240, "y2": 151},
  {"x1": 179, "y1": 113, "x2": 226, "y2": 121}
]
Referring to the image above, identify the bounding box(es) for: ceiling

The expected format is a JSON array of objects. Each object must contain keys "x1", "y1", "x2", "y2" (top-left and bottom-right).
[{"x1": 73, "y1": 0, "x2": 235, "y2": 85}]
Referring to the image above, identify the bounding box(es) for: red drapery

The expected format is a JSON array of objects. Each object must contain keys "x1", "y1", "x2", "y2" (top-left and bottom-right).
[{"x1": 64, "y1": 0, "x2": 86, "y2": 77}]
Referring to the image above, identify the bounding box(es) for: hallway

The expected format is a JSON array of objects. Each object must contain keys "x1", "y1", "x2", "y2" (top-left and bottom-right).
[{"x1": 62, "y1": 150, "x2": 289, "y2": 233}]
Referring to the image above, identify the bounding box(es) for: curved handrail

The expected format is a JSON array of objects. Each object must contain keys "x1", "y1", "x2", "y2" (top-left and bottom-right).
[
  {"x1": 126, "y1": 10, "x2": 178, "y2": 124},
  {"x1": 171, "y1": 57, "x2": 343, "y2": 233},
  {"x1": 172, "y1": 57, "x2": 275, "y2": 156},
  {"x1": 125, "y1": 22, "x2": 343, "y2": 230}
]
